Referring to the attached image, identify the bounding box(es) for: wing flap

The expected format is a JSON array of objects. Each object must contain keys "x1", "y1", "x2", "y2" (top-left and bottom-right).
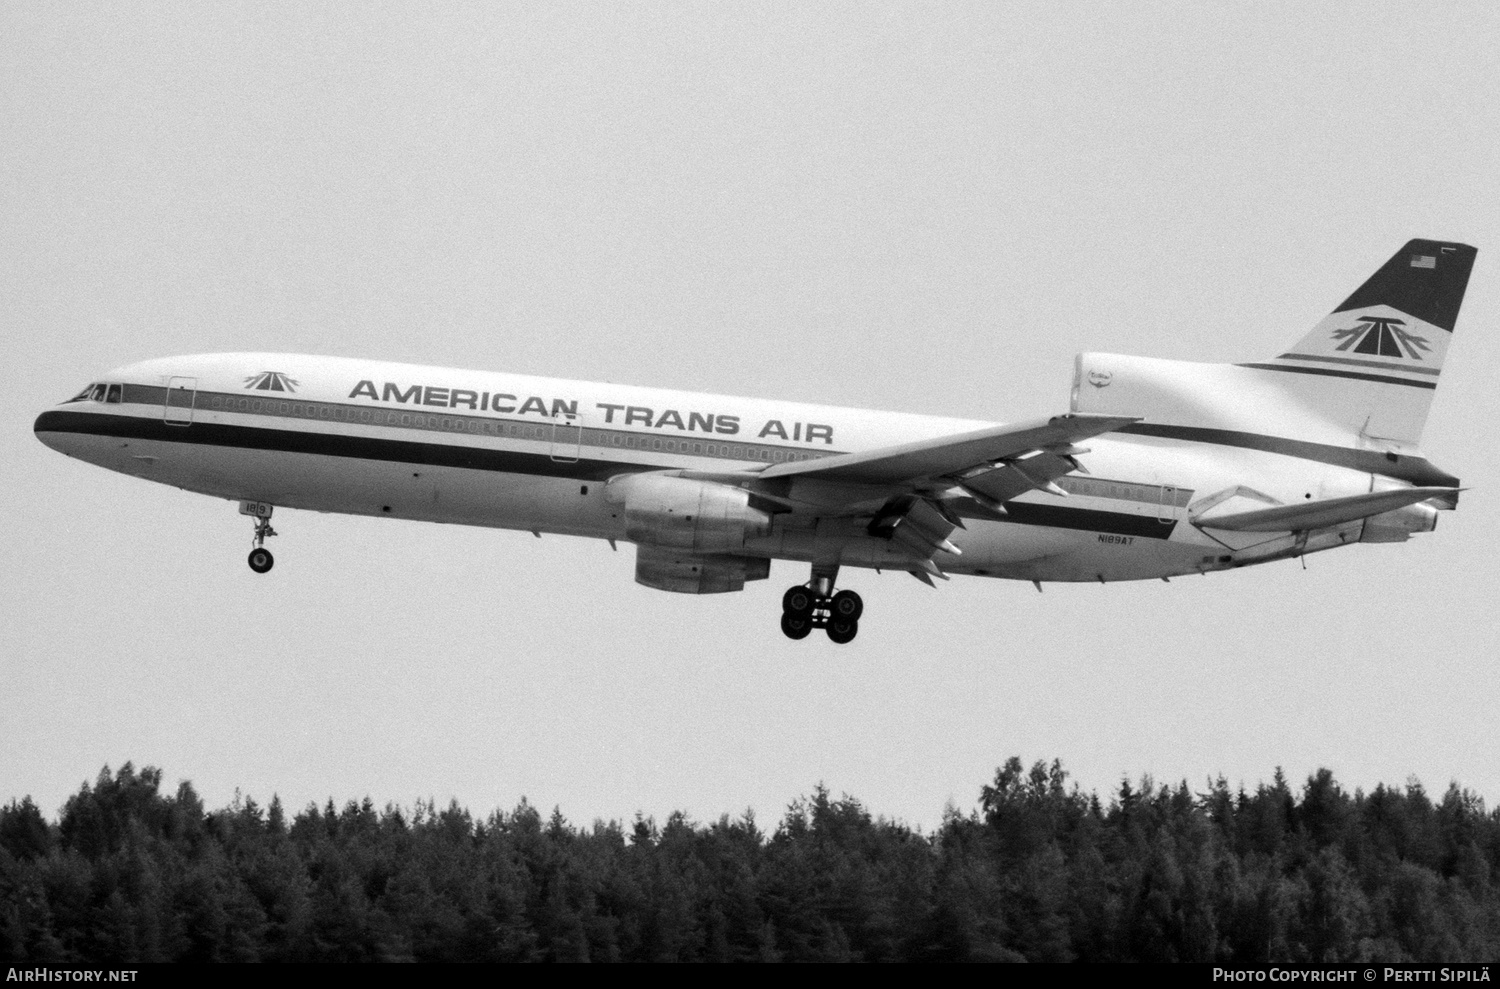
[
  {"x1": 957, "y1": 451, "x2": 1079, "y2": 505},
  {"x1": 868, "y1": 495, "x2": 962, "y2": 558}
]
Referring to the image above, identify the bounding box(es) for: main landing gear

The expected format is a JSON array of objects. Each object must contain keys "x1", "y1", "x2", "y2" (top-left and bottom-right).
[
  {"x1": 780, "y1": 566, "x2": 863, "y2": 644},
  {"x1": 240, "y1": 501, "x2": 277, "y2": 574}
]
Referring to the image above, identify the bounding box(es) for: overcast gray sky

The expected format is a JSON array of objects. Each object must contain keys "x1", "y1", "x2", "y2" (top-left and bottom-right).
[{"x1": 4, "y1": 2, "x2": 1499, "y2": 829}]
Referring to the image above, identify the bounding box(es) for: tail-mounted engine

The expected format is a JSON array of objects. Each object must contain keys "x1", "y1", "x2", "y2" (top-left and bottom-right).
[
  {"x1": 606, "y1": 473, "x2": 773, "y2": 553},
  {"x1": 1360, "y1": 501, "x2": 1439, "y2": 543}
]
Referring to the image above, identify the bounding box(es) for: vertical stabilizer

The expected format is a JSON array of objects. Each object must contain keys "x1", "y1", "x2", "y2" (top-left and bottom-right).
[{"x1": 1240, "y1": 239, "x2": 1476, "y2": 445}]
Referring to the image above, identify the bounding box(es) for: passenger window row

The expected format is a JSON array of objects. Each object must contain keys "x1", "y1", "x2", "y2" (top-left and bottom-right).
[{"x1": 199, "y1": 391, "x2": 826, "y2": 464}]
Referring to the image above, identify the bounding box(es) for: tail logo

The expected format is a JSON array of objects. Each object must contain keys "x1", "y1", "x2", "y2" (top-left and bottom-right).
[
  {"x1": 1330, "y1": 317, "x2": 1430, "y2": 360},
  {"x1": 243, "y1": 371, "x2": 300, "y2": 392}
]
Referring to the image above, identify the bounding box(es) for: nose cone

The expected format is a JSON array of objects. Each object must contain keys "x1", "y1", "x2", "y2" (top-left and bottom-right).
[{"x1": 34, "y1": 409, "x2": 73, "y2": 455}]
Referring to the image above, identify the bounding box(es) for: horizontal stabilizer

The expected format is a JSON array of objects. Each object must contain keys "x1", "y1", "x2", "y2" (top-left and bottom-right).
[{"x1": 1193, "y1": 486, "x2": 1457, "y2": 533}]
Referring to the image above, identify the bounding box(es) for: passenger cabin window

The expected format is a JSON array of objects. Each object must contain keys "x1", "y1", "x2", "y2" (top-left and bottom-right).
[{"x1": 105, "y1": 384, "x2": 122, "y2": 404}]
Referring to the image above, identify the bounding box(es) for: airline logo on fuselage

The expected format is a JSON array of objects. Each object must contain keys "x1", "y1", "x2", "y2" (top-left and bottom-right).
[
  {"x1": 244, "y1": 371, "x2": 299, "y2": 392},
  {"x1": 346, "y1": 379, "x2": 835, "y2": 443},
  {"x1": 1331, "y1": 316, "x2": 1429, "y2": 360}
]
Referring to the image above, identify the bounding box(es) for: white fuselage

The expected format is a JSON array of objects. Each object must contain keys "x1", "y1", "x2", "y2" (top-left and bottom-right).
[{"x1": 34, "y1": 352, "x2": 1443, "y2": 585}]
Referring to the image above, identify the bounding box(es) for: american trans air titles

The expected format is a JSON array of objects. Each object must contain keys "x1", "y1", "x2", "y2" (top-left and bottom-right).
[
  {"x1": 33, "y1": 239, "x2": 1475, "y2": 644},
  {"x1": 347, "y1": 379, "x2": 835, "y2": 443}
]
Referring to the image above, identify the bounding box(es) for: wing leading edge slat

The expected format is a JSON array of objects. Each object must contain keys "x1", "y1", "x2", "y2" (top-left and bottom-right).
[{"x1": 757, "y1": 413, "x2": 1140, "y2": 486}]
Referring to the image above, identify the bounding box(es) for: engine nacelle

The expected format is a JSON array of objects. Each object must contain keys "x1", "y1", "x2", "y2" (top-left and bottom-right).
[
  {"x1": 606, "y1": 474, "x2": 772, "y2": 553},
  {"x1": 635, "y1": 545, "x2": 771, "y2": 594},
  {"x1": 1360, "y1": 501, "x2": 1439, "y2": 543}
]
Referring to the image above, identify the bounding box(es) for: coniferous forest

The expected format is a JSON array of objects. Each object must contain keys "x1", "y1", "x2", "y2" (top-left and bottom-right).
[{"x1": 2, "y1": 760, "x2": 1498, "y2": 963}]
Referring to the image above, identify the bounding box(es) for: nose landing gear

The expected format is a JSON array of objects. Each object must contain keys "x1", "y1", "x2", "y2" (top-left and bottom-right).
[
  {"x1": 240, "y1": 500, "x2": 277, "y2": 574},
  {"x1": 780, "y1": 566, "x2": 862, "y2": 644}
]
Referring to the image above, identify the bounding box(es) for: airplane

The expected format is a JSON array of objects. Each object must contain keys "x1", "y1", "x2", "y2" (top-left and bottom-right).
[{"x1": 34, "y1": 239, "x2": 1473, "y2": 644}]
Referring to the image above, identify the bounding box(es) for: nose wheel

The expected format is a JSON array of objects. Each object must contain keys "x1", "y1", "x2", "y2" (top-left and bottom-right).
[
  {"x1": 248, "y1": 546, "x2": 274, "y2": 573},
  {"x1": 780, "y1": 567, "x2": 862, "y2": 644}
]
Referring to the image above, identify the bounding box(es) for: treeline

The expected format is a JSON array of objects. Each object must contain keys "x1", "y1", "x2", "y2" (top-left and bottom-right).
[{"x1": 1, "y1": 760, "x2": 1497, "y2": 962}]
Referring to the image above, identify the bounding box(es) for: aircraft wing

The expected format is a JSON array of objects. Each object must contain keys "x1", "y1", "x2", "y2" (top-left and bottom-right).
[
  {"x1": 750, "y1": 413, "x2": 1140, "y2": 582},
  {"x1": 757, "y1": 413, "x2": 1140, "y2": 487}
]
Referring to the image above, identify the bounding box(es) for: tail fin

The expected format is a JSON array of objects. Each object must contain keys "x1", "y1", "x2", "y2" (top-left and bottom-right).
[
  {"x1": 1071, "y1": 239, "x2": 1476, "y2": 463},
  {"x1": 1242, "y1": 239, "x2": 1476, "y2": 445}
]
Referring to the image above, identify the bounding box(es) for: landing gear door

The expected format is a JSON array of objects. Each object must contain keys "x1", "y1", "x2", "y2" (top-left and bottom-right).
[
  {"x1": 164, "y1": 376, "x2": 197, "y2": 426},
  {"x1": 550, "y1": 414, "x2": 581, "y2": 463}
]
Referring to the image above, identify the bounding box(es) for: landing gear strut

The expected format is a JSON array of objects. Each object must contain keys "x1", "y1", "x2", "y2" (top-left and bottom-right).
[
  {"x1": 781, "y1": 566, "x2": 862, "y2": 644},
  {"x1": 241, "y1": 501, "x2": 277, "y2": 574}
]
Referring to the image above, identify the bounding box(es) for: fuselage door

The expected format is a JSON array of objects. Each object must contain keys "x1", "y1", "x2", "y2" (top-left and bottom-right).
[
  {"x1": 550, "y1": 413, "x2": 581, "y2": 463},
  {"x1": 163, "y1": 376, "x2": 198, "y2": 426},
  {"x1": 1158, "y1": 484, "x2": 1179, "y2": 524}
]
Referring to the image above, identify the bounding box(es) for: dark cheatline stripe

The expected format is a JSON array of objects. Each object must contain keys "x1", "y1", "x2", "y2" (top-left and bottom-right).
[
  {"x1": 120, "y1": 383, "x2": 835, "y2": 463},
  {"x1": 1274, "y1": 352, "x2": 1442, "y2": 376},
  {"x1": 1116, "y1": 423, "x2": 1460, "y2": 487},
  {"x1": 1002, "y1": 502, "x2": 1178, "y2": 540},
  {"x1": 34, "y1": 410, "x2": 651, "y2": 482},
  {"x1": 1236, "y1": 362, "x2": 1436, "y2": 390},
  {"x1": 38, "y1": 410, "x2": 1186, "y2": 541}
]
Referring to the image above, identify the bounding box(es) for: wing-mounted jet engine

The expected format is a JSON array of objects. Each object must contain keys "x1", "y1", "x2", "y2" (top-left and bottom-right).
[
  {"x1": 605, "y1": 473, "x2": 773, "y2": 554},
  {"x1": 633, "y1": 545, "x2": 771, "y2": 594},
  {"x1": 604, "y1": 473, "x2": 778, "y2": 595}
]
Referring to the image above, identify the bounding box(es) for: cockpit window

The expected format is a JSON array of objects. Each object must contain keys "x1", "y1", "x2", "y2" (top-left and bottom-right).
[
  {"x1": 67, "y1": 384, "x2": 96, "y2": 403},
  {"x1": 105, "y1": 384, "x2": 122, "y2": 404},
  {"x1": 89, "y1": 384, "x2": 106, "y2": 402}
]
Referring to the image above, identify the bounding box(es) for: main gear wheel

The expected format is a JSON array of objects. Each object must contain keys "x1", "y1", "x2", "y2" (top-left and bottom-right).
[{"x1": 778, "y1": 576, "x2": 862, "y2": 644}]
